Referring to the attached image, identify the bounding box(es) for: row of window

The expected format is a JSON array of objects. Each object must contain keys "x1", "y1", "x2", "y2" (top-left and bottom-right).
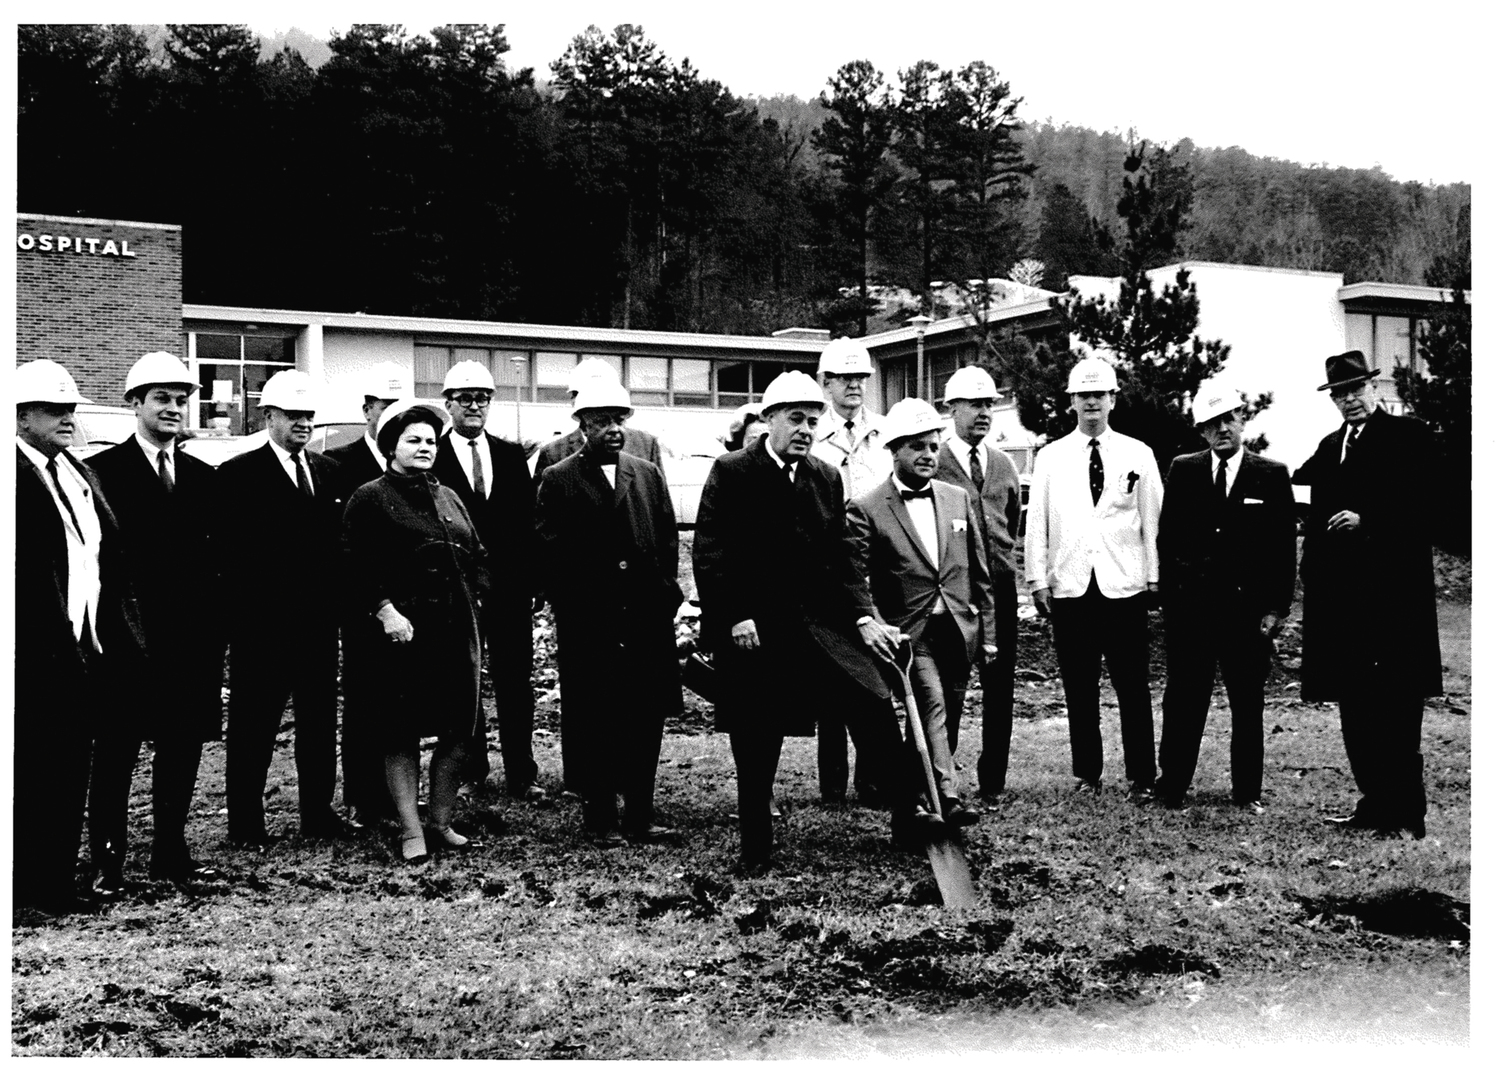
[{"x1": 413, "y1": 344, "x2": 816, "y2": 409}]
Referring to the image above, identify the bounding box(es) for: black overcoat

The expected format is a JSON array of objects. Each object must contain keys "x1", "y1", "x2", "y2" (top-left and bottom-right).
[
  {"x1": 692, "y1": 440, "x2": 889, "y2": 736},
  {"x1": 534, "y1": 427, "x2": 663, "y2": 480},
  {"x1": 89, "y1": 439, "x2": 225, "y2": 741},
  {"x1": 1292, "y1": 408, "x2": 1442, "y2": 701},
  {"x1": 535, "y1": 450, "x2": 683, "y2": 719}
]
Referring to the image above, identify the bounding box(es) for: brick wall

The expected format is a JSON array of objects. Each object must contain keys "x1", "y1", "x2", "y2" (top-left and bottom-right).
[{"x1": 16, "y1": 214, "x2": 183, "y2": 404}]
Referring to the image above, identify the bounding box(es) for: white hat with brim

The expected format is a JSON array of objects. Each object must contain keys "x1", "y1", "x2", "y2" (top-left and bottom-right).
[
  {"x1": 571, "y1": 380, "x2": 633, "y2": 420},
  {"x1": 1191, "y1": 379, "x2": 1243, "y2": 426},
  {"x1": 1066, "y1": 357, "x2": 1119, "y2": 393},
  {"x1": 364, "y1": 361, "x2": 411, "y2": 401},
  {"x1": 124, "y1": 351, "x2": 194, "y2": 398},
  {"x1": 882, "y1": 397, "x2": 946, "y2": 445},
  {"x1": 759, "y1": 371, "x2": 826, "y2": 416},
  {"x1": 16, "y1": 359, "x2": 91, "y2": 405},
  {"x1": 259, "y1": 369, "x2": 319, "y2": 412}
]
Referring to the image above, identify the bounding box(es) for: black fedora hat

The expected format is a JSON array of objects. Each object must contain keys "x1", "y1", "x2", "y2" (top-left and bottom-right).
[{"x1": 1317, "y1": 350, "x2": 1380, "y2": 392}]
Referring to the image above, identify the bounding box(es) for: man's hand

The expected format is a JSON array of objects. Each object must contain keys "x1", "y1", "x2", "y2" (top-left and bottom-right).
[
  {"x1": 378, "y1": 605, "x2": 414, "y2": 644},
  {"x1": 858, "y1": 619, "x2": 901, "y2": 663},
  {"x1": 981, "y1": 644, "x2": 999, "y2": 665},
  {"x1": 1032, "y1": 587, "x2": 1053, "y2": 618},
  {"x1": 731, "y1": 618, "x2": 760, "y2": 650},
  {"x1": 1327, "y1": 510, "x2": 1361, "y2": 532},
  {"x1": 1259, "y1": 612, "x2": 1283, "y2": 638}
]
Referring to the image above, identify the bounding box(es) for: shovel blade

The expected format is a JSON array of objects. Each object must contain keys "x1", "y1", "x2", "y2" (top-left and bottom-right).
[{"x1": 925, "y1": 835, "x2": 979, "y2": 908}]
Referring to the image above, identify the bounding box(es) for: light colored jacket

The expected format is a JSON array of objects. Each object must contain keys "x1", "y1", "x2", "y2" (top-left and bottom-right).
[{"x1": 811, "y1": 407, "x2": 891, "y2": 502}]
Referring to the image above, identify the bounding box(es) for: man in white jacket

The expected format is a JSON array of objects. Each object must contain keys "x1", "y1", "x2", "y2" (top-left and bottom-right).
[{"x1": 1025, "y1": 357, "x2": 1163, "y2": 798}]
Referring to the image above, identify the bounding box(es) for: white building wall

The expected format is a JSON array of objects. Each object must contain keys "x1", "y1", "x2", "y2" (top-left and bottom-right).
[{"x1": 320, "y1": 328, "x2": 417, "y2": 421}]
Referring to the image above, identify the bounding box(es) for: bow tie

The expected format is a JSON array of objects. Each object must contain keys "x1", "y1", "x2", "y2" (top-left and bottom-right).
[{"x1": 899, "y1": 486, "x2": 933, "y2": 501}]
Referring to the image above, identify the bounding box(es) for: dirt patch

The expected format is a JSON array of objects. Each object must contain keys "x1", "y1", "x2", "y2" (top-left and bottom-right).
[{"x1": 1288, "y1": 888, "x2": 1470, "y2": 942}]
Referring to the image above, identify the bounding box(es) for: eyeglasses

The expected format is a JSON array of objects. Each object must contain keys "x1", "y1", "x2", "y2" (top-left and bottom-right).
[{"x1": 450, "y1": 393, "x2": 493, "y2": 407}]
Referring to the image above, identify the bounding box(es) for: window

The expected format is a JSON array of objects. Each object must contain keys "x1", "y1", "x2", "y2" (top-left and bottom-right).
[
  {"x1": 495, "y1": 352, "x2": 530, "y2": 389},
  {"x1": 535, "y1": 352, "x2": 576, "y2": 403},
  {"x1": 716, "y1": 360, "x2": 752, "y2": 410},
  {"x1": 628, "y1": 355, "x2": 668, "y2": 406},
  {"x1": 414, "y1": 345, "x2": 449, "y2": 399},
  {"x1": 673, "y1": 358, "x2": 711, "y2": 408},
  {"x1": 188, "y1": 331, "x2": 296, "y2": 434},
  {"x1": 581, "y1": 354, "x2": 624, "y2": 380}
]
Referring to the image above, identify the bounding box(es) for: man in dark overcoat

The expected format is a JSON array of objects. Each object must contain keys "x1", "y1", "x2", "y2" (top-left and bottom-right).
[
  {"x1": 1294, "y1": 350, "x2": 1442, "y2": 838},
  {"x1": 532, "y1": 357, "x2": 663, "y2": 481},
  {"x1": 694, "y1": 371, "x2": 930, "y2": 874},
  {"x1": 431, "y1": 360, "x2": 543, "y2": 801},
  {"x1": 217, "y1": 370, "x2": 350, "y2": 848},
  {"x1": 535, "y1": 381, "x2": 682, "y2": 846},
  {"x1": 325, "y1": 362, "x2": 409, "y2": 827},
  {"x1": 1155, "y1": 379, "x2": 1297, "y2": 812},
  {"x1": 932, "y1": 366, "x2": 1023, "y2": 798},
  {"x1": 14, "y1": 360, "x2": 148, "y2": 913},
  {"x1": 87, "y1": 353, "x2": 227, "y2": 891}
]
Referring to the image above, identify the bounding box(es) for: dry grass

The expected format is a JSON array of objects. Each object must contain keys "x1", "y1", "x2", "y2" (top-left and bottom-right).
[{"x1": 10, "y1": 554, "x2": 1471, "y2": 1058}]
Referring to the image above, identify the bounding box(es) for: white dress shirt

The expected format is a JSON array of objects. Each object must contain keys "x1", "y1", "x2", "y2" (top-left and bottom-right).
[
  {"x1": 19, "y1": 439, "x2": 103, "y2": 645},
  {"x1": 764, "y1": 441, "x2": 799, "y2": 482},
  {"x1": 811, "y1": 406, "x2": 891, "y2": 500},
  {"x1": 268, "y1": 438, "x2": 315, "y2": 494},
  {"x1": 1212, "y1": 445, "x2": 1245, "y2": 494},
  {"x1": 135, "y1": 431, "x2": 176, "y2": 484},
  {"x1": 946, "y1": 432, "x2": 984, "y2": 481},
  {"x1": 1024, "y1": 426, "x2": 1163, "y2": 599},
  {"x1": 447, "y1": 429, "x2": 493, "y2": 498},
  {"x1": 891, "y1": 475, "x2": 947, "y2": 615},
  {"x1": 601, "y1": 462, "x2": 617, "y2": 489},
  {"x1": 361, "y1": 432, "x2": 385, "y2": 472}
]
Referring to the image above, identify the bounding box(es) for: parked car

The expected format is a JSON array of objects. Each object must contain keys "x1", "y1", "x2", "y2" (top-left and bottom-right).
[
  {"x1": 659, "y1": 431, "x2": 724, "y2": 528},
  {"x1": 68, "y1": 404, "x2": 138, "y2": 459},
  {"x1": 178, "y1": 421, "x2": 365, "y2": 467}
]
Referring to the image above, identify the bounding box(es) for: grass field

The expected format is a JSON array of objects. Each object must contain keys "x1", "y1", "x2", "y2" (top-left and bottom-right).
[{"x1": 9, "y1": 559, "x2": 1471, "y2": 1057}]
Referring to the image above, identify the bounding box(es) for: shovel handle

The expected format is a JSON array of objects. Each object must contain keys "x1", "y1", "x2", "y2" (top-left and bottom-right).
[{"x1": 887, "y1": 638, "x2": 945, "y2": 819}]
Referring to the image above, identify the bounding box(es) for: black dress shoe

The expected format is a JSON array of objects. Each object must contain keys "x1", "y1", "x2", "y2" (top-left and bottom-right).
[
  {"x1": 1323, "y1": 813, "x2": 1376, "y2": 830},
  {"x1": 939, "y1": 797, "x2": 981, "y2": 827},
  {"x1": 590, "y1": 830, "x2": 627, "y2": 849},
  {"x1": 91, "y1": 868, "x2": 125, "y2": 901},
  {"x1": 1406, "y1": 820, "x2": 1427, "y2": 840},
  {"x1": 626, "y1": 824, "x2": 681, "y2": 845},
  {"x1": 891, "y1": 809, "x2": 946, "y2": 851}
]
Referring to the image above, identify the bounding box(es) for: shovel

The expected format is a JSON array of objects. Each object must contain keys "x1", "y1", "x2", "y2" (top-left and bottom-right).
[{"x1": 888, "y1": 639, "x2": 979, "y2": 909}]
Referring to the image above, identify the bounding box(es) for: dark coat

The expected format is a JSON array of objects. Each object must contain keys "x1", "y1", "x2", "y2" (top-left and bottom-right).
[
  {"x1": 323, "y1": 434, "x2": 386, "y2": 501},
  {"x1": 934, "y1": 440, "x2": 1022, "y2": 587},
  {"x1": 1158, "y1": 449, "x2": 1297, "y2": 617},
  {"x1": 534, "y1": 426, "x2": 663, "y2": 480},
  {"x1": 693, "y1": 440, "x2": 889, "y2": 736},
  {"x1": 535, "y1": 450, "x2": 683, "y2": 718},
  {"x1": 88, "y1": 439, "x2": 226, "y2": 741},
  {"x1": 342, "y1": 471, "x2": 489, "y2": 743},
  {"x1": 15, "y1": 447, "x2": 149, "y2": 705},
  {"x1": 847, "y1": 477, "x2": 997, "y2": 660},
  {"x1": 214, "y1": 443, "x2": 345, "y2": 639},
  {"x1": 432, "y1": 431, "x2": 535, "y2": 616},
  {"x1": 1292, "y1": 408, "x2": 1442, "y2": 701}
]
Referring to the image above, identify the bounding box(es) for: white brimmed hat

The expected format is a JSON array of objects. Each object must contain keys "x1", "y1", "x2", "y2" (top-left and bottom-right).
[
  {"x1": 364, "y1": 361, "x2": 410, "y2": 401},
  {"x1": 442, "y1": 360, "x2": 496, "y2": 393},
  {"x1": 817, "y1": 337, "x2": 874, "y2": 376},
  {"x1": 1066, "y1": 357, "x2": 1119, "y2": 393},
  {"x1": 124, "y1": 351, "x2": 194, "y2": 398},
  {"x1": 375, "y1": 397, "x2": 449, "y2": 441},
  {"x1": 260, "y1": 370, "x2": 319, "y2": 412},
  {"x1": 568, "y1": 357, "x2": 622, "y2": 394},
  {"x1": 882, "y1": 398, "x2": 946, "y2": 445},
  {"x1": 16, "y1": 359, "x2": 91, "y2": 405},
  {"x1": 759, "y1": 371, "x2": 827, "y2": 415},
  {"x1": 571, "y1": 380, "x2": 633, "y2": 420},
  {"x1": 942, "y1": 366, "x2": 999, "y2": 402},
  {"x1": 1191, "y1": 379, "x2": 1243, "y2": 425}
]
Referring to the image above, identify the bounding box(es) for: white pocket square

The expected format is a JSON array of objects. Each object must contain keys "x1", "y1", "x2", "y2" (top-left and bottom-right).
[
  {"x1": 951, "y1": 519, "x2": 967, "y2": 533},
  {"x1": 1243, "y1": 497, "x2": 1264, "y2": 504}
]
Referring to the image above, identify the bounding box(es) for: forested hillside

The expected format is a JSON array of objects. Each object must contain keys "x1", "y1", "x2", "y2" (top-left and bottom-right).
[{"x1": 17, "y1": 23, "x2": 1468, "y2": 337}]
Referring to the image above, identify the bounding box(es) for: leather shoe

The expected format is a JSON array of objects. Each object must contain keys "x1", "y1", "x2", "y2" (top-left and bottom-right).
[
  {"x1": 626, "y1": 824, "x2": 681, "y2": 845},
  {"x1": 512, "y1": 784, "x2": 548, "y2": 803},
  {"x1": 939, "y1": 797, "x2": 981, "y2": 827},
  {"x1": 1073, "y1": 778, "x2": 1102, "y2": 796},
  {"x1": 1406, "y1": 820, "x2": 1427, "y2": 840},
  {"x1": 891, "y1": 809, "x2": 946, "y2": 851},
  {"x1": 91, "y1": 867, "x2": 125, "y2": 901},
  {"x1": 1323, "y1": 813, "x2": 1376, "y2": 830},
  {"x1": 591, "y1": 830, "x2": 627, "y2": 849}
]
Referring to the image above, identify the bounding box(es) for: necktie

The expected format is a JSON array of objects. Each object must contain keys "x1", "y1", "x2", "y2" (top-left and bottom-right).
[
  {"x1": 158, "y1": 449, "x2": 175, "y2": 493},
  {"x1": 469, "y1": 438, "x2": 487, "y2": 498},
  {"x1": 1215, "y1": 457, "x2": 1227, "y2": 502},
  {"x1": 782, "y1": 462, "x2": 794, "y2": 484},
  {"x1": 1088, "y1": 438, "x2": 1104, "y2": 505},
  {"x1": 291, "y1": 451, "x2": 313, "y2": 498},
  {"x1": 46, "y1": 457, "x2": 85, "y2": 540},
  {"x1": 900, "y1": 486, "x2": 933, "y2": 501},
  {"x1": 1343, "y1": 425, "x2": 1360, "y2": 464},
  {"x1": 968, "y1": 445, "x2": 983, "y2": 484},
  {"x1": 844, "y1": 419, "x2": 856, "y2": 446}
]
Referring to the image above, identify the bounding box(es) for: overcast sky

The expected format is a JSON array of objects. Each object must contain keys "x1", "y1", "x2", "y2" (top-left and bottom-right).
[{"x1": 235, "y1": 0, "x2": 1482, "y2": 186}]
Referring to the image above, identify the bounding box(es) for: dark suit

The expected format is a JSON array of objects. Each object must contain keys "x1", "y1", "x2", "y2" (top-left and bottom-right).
[
  {"x1": 1294, "y1": 408, "x2": 1441, "y2": 831},
  {"x1": 1156, "y1": 449, "x2": 1296, "y2": 805},
  {"x1": 216, "y1": 443, "x2": 345, "y2": 841},
  {"x1": 693, "y1": 440, "x2": 909, "y2": 866},
  {"x1": 848, "y1": 477, "x2": 995, "y2": 801},
  {"x1": 87, "y1": 440, "x2": 226, "y2": 877},
  {"x1": 935, "y1": 440, "x2": 1022, "y2": 794},
  {"x1": 324, "y1": 434, "x2": 395, "y2": 819},
  {"x1": 535, "y1": 450, "x2": 682, "y2": 834},
  {"x1": 534, "y1": 426, "x2": 663, "y2": 480},
  {"x1": 432, "y1": 431, "x2": 538, "y2": 792},
  {"x1": 15, "y1": 447, "x2": 148, "y2": 910}
]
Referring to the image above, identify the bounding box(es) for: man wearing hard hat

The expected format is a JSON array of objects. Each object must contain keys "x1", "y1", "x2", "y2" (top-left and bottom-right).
[
  {"x1": 535, "y1": 381, "x2": 683, "y2": 847},
  {"x1": 847, "y1": 398, "x2": 998, "y2": 827},
  {"x1": 14, "y1": 360, "x2": 148, "y2": 912},
  {"x1": 218, "y1": 369, "x2": 353, "y2": 849},
  {"x1": 1293, "y1": 350, "x2": 1440, "y2": 839},
  {"x1": 934, "y1": 366, "x2": 1025, "y2": 800},
  {"x1": 1155, "y1": 379, "x2": 1296, "y2": 814},
  {"x1": 325, "y1": 360, "x2": 412, "y2": 828},
  {"x1": 695, "y1": 372, "x2": 924, "y2": 873},
  {"x1": 87, "y1": 353, "x2": 226, "y2": 891},
  {"x1": 1024, "y1": 357, "x2": 1163, "y2": 799},
  {"x1": 533, "y1": 357, "x2": 663, "y2": 481},
  {"x1": 810, "y1": 336, "x2": 893, "y2": 807},
  {"x1": 431, "y1": 360, "x2": 544, "y2": 801}
]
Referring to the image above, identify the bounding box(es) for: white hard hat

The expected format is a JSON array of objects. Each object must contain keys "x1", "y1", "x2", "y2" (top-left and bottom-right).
[
  {"x1": 817, "y1": 337, "x2": 874, "y2": 376},
  {"x1": 374, "y1": 397, "x2": 449, "y2": 443},
  {"x1": 1066, "y1": 357, "x2": 1119, "y2": 393},
  {"x1": 882, "y1": 398, "x2": 946, "y2": 446},
  {"x1": 16, "y1": 359, "x2": 91, "y2": 405},
  {"x1": 568, "y1": 357, "x2": 622, "y2": 394},
  {"x1": 442, "y1": 360, "x2": 496, "y2": 393},
  {"x1": 571, "y1": 380, "x2": 633, "y2": 420},
  {"x1": 124, "y1": 351, "x2": 194, "y2": 399},
  {"x1": 942, "y1": 365, "x2": 999, "y2": 402},
  {"x1": 259, "y1": 369, "x2": 319, "y2": 412},
  {"x1": 759, "y1": 371, "x2": 827, "y2": 415},
  {"x1": 364, "y1": 361, "x2": 410, "y2": 401},
  {"x1": 1191, "y1": 378, "x2": 1243, "y2": 425}
]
